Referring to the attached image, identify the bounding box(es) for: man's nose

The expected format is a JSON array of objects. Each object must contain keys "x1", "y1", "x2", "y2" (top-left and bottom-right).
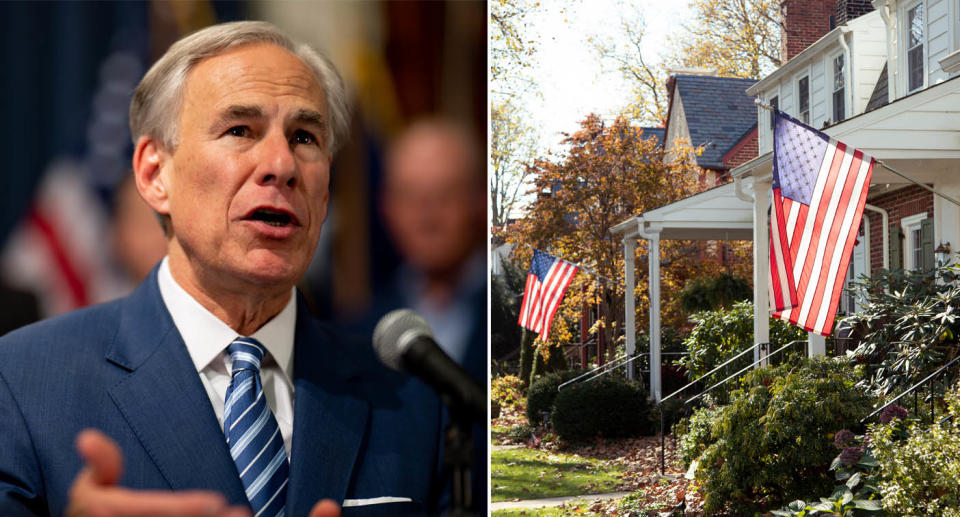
[{"x1": 255, "y1": 130, "x2": 299, "y2": 188}]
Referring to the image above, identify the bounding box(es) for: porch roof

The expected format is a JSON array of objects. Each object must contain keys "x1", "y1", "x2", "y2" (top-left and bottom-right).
[{"x1": 610, "y1": 181, "x2": 754, "y2": 241}]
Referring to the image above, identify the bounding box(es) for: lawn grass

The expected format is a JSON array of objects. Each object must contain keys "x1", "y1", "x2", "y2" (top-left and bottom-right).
[
  {"x1": 491, "y1": 501, "x2": 600, "y2": 516},
  {"x1": 490, "y1": 446, "x2": 625, "y2": 502}
]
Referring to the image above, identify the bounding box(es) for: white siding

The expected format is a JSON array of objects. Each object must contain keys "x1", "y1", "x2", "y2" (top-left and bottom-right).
[
  {"x1": 929, "y1": 0, "x2": 952, "y2": 83},
  {"x1": 849, "y1": 13, "x2": 888, "y2": 114},
  {"x1": 812, "y1": 57, "x2": 828, "y2": 127}
]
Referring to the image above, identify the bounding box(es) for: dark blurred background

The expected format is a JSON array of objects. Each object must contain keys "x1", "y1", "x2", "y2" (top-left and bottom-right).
[{"x1": 0, "y1": 0, "x2": 487, "y2": 331}]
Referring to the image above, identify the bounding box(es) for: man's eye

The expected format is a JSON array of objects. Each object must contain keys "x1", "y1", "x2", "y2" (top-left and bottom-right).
[
  {"x1": 291, "y1": 130, "x2": 317, "y2": 146},
  {"x1": 226, "y1": 126, "x2": 250, "y2": 137}
]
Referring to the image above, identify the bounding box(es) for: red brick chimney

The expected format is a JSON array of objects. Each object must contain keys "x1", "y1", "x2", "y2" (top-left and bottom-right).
[{"x1": 780, "y1": 0, "x2": 836, "y2": 62}]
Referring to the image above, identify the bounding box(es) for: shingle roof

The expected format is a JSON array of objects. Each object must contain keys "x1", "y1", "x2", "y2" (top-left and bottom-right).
[
  {"x1": 639, "y1": 127, "x2": 664, "y2": 148},
  {"x1": 673, "y1": 75, "x2": 758, "y2": 169},
  {"x1": 865, "y1": 62, "x2": 889, "y2": 113}
]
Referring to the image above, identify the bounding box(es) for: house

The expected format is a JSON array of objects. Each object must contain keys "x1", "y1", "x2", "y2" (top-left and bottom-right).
[{"x1": 613, "y1": 0, "x2": 960, "y2": 400}]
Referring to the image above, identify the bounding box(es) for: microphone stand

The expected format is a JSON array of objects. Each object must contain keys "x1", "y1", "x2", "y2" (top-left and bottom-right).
[{"x1": 443, "y1": 403, "x2": 475, "y2": 517}]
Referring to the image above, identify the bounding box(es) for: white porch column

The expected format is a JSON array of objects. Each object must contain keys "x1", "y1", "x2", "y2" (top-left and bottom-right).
[
  {"x1": 623, "y1": 237, "x2": 637, "y2": 380},
  {"x1": 808, "y1": 333, "x2": 826, "y2": 357},
  {"x1": 752, "y1": 178, "x2": 771, "y2": 366},
  {"x1": 648, "y1": 231, "x2": 662, "y2": 401}
]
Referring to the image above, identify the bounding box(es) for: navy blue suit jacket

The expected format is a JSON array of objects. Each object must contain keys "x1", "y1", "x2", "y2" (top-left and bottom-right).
[{"x1": 0, "y1": 269, "x2": 445, "y2": 516}]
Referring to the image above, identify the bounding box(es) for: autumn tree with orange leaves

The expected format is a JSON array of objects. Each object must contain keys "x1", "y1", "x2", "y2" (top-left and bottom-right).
[{"x1": 509, "y1": 114, "x2": 735, "y2": 367}]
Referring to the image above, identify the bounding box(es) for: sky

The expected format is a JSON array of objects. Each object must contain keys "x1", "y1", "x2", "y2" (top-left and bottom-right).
[{"x1": 523, "y1": 0, "x2": 693, "y2": 154}]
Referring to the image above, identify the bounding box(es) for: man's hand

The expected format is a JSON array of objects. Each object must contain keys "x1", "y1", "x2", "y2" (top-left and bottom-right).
[
  {"x1": 67, "y1": 429, "x2": 251, "y2": 517},
  {"x1": 309, "y1": 499, "x2": 341, "y2": 517}
]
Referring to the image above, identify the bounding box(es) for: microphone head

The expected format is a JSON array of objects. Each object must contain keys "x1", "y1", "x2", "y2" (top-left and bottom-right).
[{"x1": 372, "y1": 309, "x2": 434, "y2": 371}]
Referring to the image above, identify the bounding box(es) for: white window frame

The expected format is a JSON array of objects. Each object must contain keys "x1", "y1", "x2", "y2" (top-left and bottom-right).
[
  {"x1": 764, "y1": 88, "x2": 780, "y2": 152},
  {"x1": 903, "y1": 0, "x2": 927, "y2": 93},
  {"x1": 901, "y1": 212, "x2": 928, "y2": 270},
  {"x1": 830, "y1": 51, "x2": 846, "y2": 123},
  {"x1": 796, "y1": 73, "x2": 810, "y2": 124}
]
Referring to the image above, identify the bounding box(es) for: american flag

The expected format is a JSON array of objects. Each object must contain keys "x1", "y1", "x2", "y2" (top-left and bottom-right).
[
  {"x1": 769, "y1": 111, "x2": 874, "y2": 336},
  {"x1": 518, "y1": 249, "x2": 579, "y2": 341}
]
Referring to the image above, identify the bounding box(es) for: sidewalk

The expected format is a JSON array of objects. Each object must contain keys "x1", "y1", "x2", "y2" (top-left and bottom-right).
[{"x1": 490, "y1": 491, "x2": 633, "y2": 511}]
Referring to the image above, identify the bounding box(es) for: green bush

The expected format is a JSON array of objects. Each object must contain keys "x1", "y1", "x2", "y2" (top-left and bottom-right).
[
  {"x1": 842, "y1": 265, "x2": 960, "y2": 399},
  {"x1": 526, "y1": 370, "x2": 583, "y2": 426},
  {"x1": 551, "y1": 376, "x2": 652, "y2": 442},
  {"x1": 870, "y1": 385, "x2": 960, "y2": 516},
  {"x1": 694, "y1": 357, "x2": 873, "y2": 515},
  {"x1": 678, "y1": 272, "x2": 752, "y2": 314},
  {"x1": 673, "y1": 404, "x2": 722, "y2": 469},
  {"x1": 681, "y1": 301, "x2": 807, "y2": 403}
]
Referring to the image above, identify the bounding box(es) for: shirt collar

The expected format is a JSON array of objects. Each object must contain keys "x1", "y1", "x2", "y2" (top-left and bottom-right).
[{"x1": 156, "y1": 257, "x2": 296, "y2": 379}]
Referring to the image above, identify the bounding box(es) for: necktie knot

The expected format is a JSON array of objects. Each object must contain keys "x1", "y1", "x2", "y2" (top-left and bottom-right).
[{"x1": 228, "y1": 337, "x2": 266, "y2": 375}]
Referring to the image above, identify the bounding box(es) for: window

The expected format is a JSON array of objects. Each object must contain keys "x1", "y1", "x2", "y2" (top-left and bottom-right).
[
  {"x1": 907, "y1": 3, "x2": 925, "y2": 92},
  {"x1": 798, "y1": 76, "x2": 810, "y2": 124},
  {"x1": 833, "y1": 55, "x2": 845, "y2": 122},
  {"x1": 901, "y1": 213, "x2": 929, "y2": 270}
]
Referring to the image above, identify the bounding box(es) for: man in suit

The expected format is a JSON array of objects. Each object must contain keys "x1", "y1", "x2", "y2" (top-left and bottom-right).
[{"x1": 0, "y1": 21, "x2": 446, "y2": 517}]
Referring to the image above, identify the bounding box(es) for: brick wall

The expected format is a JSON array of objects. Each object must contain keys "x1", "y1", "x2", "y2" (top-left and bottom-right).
[
  {"x1": 863, "y1": 185, "x2": 934, "y2": 273},
  {"x1": 722, "y1": 128, "x2": 759, "y2": 169},
  {"x1": 835, "y1": 0, "x2": 874, "y2": 25},
  {"x1": 781, "y1": 0, "x2": 836, "y2": 62}
]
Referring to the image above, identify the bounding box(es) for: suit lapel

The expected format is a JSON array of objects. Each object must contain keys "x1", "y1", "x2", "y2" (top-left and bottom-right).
[
  {"x1": 105, "y1": 272, "x2": 247, "y2": 505},
  {"x1": 286, "y1": 304, "x2": 370, "y2": 516}
]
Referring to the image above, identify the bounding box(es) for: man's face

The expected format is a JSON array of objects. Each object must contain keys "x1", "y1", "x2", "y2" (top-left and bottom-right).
[
  {"x1": 383, "y1": 130, "x2": 483, "y2": 276},
  {"x1": 160, "y1": 43, "x2": 331, "y2": 291}
]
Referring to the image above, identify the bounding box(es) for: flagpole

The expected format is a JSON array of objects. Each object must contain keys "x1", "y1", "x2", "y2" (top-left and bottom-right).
[{"x1": 754, "y1": 98, "x2": 960, "y2": 209}]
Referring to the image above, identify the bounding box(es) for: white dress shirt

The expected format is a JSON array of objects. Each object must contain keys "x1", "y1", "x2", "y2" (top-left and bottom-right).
[{"x1": 156, "y1": 257, "x2": 296, "y2": 454}]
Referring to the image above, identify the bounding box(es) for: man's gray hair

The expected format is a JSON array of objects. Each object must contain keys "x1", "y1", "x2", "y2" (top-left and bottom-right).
[{"x1": 130, "y1": 21, "x2": 351, "y2": 155}]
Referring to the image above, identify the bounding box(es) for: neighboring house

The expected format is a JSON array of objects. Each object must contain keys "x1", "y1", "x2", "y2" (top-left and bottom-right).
[
  {"x1": 613, "y1": 0, "x2": 960, "y2": 400},
  {"x1": 662, "y1": 72, "x2": 759, "y2": 186}
]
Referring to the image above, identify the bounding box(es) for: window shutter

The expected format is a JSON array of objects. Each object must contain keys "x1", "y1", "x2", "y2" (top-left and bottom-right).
[
  {"x1": 889, "y1": 224, "x2": 902, "y2": 270},
  {"x1": 921, "y1": 217, "x2": 935, "y2": 271}
]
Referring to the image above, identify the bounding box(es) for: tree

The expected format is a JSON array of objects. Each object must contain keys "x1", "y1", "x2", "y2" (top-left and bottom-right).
[
  {"x1": 490, "y1": 0, "x2": 540, "y2": 97},
  {"x1": 509, "y1": 114, "x2": 720, "y2": 364},
  {"x1": 591, "y1": 10, "x2": 668, "y2": 126},
  {"x1": 491, "y1": 98, "x2": 538, "y2": 228},
  {"x1": 668, "y1": 0, "x2": 782, "y2": 79},
  {"x1": 490, "y1": 0, "x2": 543, "y2": 229}
]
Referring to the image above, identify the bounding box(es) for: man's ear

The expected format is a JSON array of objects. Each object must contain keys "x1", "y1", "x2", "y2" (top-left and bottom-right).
[{"x1": 132, "y1": 136, "x2": 171, "y2": 216}]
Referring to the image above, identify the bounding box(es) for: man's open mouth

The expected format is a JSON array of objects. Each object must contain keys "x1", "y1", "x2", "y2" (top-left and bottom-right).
[{"x1": 247, "y1": 208, "x2": 298, "y2": 227}]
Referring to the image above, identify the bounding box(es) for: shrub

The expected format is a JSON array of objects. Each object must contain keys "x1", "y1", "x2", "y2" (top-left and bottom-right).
[
  {"x1": 681, "y1": 301, "x2": 806, "y2": 402},
  {"x1": 694, "y1": 357, "x2": 874, "y2": 515},
  {"x1": 678, "y1": 272, "x2": 752, "y2": 314},
  {"x1": 870, "y1": 385, "x2": 960, "y2": 516},
  {"x1": 842, "y1": 264, "x2": 960, "y2": 399},
  {"x1": 673, "y1": 404, "x2": 722, "y2": 469},
  {"x1": 526, "y1": 370, "x2": 583, "y2": 426},
  {"x1": 491, "y1": 374, "x2": 525, "y2": 413},
  {"x1": 551, "y1": 376, "x2": 652, "y2": 442}
]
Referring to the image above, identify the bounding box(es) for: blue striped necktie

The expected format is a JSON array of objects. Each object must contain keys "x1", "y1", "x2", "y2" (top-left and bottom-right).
[{"x1": 223, "y1": 337, "x2": 289, "y2": 517}]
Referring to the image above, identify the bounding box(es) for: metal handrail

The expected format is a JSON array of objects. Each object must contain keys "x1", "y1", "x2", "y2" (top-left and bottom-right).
[
  {"x1": 684, "y1": 340, "x2": 806, "y2": 406},
  {"x1": 861, "y1": 354, "x2": 960, "y2": 424},
  {"x1": 558, "y1": 353, "x2": 641, "y2": 391},
  {"x1": 657, "y1": 339, "x2": 806, "y2": 475},
  {"x1": 659, "y1": 343, "x2": 766, "y2": 404}
]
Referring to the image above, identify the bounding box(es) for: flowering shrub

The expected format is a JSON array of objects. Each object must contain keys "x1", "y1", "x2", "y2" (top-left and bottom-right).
[
  {"x1": 491, "y1": 374, "x2": 525, "y2": 413},
  {"x1": 870, "y1": 386, "x2": 960, "y2": 516}
]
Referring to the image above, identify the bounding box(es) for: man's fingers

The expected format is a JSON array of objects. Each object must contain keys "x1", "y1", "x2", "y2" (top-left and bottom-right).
[
  {"x1": 78, "y1": 487, "x2": 234, "y2": 517},
  {"x1": 75, "y1": 429, "x2": 124, "y2": 486},
  {"x1": 309, "y1": 499, "x2": 342, "y2": 517}
]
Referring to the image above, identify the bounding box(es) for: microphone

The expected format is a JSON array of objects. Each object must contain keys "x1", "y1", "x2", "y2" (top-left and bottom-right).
[{"x1": 373, "y1": 309, "x2": 486, "y2": 422}]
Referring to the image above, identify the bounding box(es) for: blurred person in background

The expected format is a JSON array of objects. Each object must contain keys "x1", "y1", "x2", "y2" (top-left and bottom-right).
[{"x1": 350, "y1": 118, "x2": 488, "y2": 514}]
